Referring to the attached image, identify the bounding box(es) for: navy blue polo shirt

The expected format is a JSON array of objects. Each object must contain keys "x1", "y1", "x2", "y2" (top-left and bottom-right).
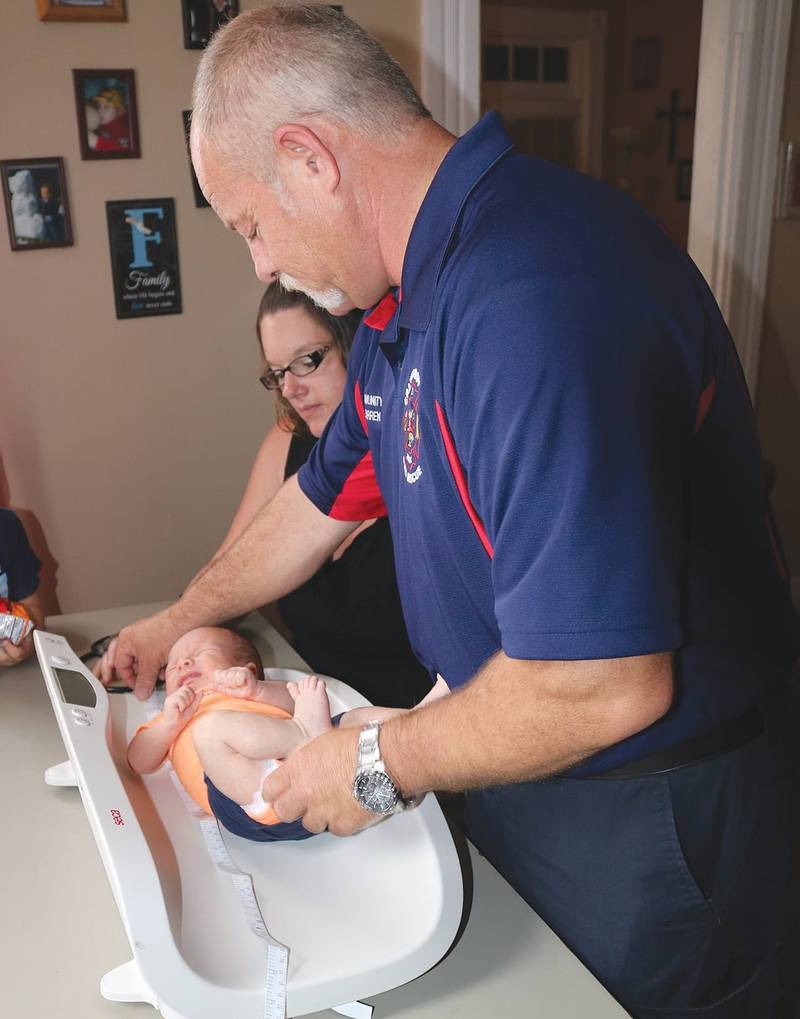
[
  {"x1": 299, "y1": 113, "x2": 797, "y2": 774},
  {"x1": 0, "y1": 509, "x2": 41, "y2": 602}
]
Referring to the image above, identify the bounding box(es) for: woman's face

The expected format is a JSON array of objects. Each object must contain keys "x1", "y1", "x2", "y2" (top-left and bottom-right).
[{"x1": 259, "y1": 305, "x2": 347, "y2": 438}]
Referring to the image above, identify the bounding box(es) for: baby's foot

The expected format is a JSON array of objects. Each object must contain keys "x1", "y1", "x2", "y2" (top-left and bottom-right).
[{"x1": 287, "y1": 675, "x2": 332, "y2": 742}]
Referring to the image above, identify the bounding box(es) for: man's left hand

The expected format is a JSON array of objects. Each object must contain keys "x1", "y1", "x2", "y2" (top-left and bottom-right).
[{"x1": 263, "y1": 726, "x2": 377, "y2": 836}]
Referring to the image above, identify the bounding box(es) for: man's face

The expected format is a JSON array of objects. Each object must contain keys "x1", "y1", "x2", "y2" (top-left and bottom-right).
[
  {"x1": 164, "y1": 627, "x2": 247, "y2": 695},
  {"x1": 192, "y1": 135, "x2": 354, "y2": 313}
]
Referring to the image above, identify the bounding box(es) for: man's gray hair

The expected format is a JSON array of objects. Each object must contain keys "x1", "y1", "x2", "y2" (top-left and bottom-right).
[{"x1": 192, "y1": 4, "x2": 430, "y2": 180}]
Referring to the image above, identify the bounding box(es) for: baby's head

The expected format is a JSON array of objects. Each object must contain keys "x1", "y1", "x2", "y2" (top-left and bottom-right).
[{"x1": 164, "y1": 626, "x2": 263, "y2": 695}]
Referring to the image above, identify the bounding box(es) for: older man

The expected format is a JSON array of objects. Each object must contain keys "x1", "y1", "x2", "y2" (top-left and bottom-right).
[{"x1": 101, "y1": 6, "x2": 799, "y2": 1016}]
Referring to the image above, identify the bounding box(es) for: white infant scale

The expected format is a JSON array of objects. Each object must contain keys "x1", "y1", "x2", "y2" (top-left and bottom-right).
[{"x1": 34, "y1": 630, "x2": 464, "y2": 1018}]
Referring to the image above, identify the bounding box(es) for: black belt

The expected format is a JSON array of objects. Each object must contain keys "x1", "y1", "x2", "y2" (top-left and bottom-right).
[{"x1": 589, "y1": 704, "x2": 764, "y2": 779}]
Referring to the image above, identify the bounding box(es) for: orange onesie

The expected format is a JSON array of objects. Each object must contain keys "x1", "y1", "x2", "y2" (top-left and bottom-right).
[{"x1": 135, "y1": 693, "x2": 291, "y2": 824}]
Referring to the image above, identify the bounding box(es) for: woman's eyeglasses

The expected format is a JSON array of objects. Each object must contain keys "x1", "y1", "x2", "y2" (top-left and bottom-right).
[{"x1": 259, "y1": 345, "x2": 331, "y2": 390}]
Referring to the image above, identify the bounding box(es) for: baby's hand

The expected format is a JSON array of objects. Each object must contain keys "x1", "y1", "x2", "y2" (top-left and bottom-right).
[
  {"x1": 163, "y1": 685, "x2": 200, "y2": 729},
  {"x1": 210, "y1": 666, "x2": 259, "y2": 700}
]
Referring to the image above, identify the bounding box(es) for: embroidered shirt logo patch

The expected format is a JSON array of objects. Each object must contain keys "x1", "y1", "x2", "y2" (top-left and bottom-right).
[{"x1": 402, "y1": 368, "x2": 422, "y2": 484}]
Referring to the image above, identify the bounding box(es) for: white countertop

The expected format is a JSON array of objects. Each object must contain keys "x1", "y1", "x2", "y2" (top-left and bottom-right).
[{"x1": 0, "y1": 602, "x2": 628, "y2": 1018}]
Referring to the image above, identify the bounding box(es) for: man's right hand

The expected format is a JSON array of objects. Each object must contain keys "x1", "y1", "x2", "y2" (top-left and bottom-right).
[{"x1": 95, "y1": 611, "x2": 183, "y2": 700}]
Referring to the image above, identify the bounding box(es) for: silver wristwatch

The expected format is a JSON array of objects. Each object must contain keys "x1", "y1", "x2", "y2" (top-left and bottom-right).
[{"x1": 352, "y1": 722, "x2": 420, "y2": 815}]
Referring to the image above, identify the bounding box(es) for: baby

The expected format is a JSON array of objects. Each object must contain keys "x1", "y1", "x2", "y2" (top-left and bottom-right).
[{"x1": 127, "y1": 626, "x2": 446, "y2": 842}]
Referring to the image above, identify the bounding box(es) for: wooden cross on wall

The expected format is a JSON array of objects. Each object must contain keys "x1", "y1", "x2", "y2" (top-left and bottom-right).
[{"x1": 656, "y1": 89, "x2": 693, "y2": 163}]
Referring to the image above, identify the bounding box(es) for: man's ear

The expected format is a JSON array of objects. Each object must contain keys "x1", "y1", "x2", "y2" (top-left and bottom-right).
[{"x1": 273, "y1": 123, "x2": 341, "y2": 193}]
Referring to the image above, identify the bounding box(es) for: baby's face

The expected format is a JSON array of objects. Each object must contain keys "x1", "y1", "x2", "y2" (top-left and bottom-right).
[{"x1": 164, "y1": 627, "x2": 242, "y2": 695}]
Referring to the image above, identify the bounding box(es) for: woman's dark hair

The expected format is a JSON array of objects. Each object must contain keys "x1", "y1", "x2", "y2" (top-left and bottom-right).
[{"x1": 256, "y1": 283, "x2": 362, "y2": 437}]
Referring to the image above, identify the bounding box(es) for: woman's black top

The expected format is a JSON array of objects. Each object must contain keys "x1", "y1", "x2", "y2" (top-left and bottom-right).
[{"x1": 277, "y1": 433, "x2": 432, "y2": 708}]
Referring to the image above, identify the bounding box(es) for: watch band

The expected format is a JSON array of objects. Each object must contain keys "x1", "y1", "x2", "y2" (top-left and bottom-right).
[
  {"x1": 357, "y1": 722, "x2": 383, "y2": 769},
  {"x1": 355, "y1": 723, "x2": 422, "y2": 813}
]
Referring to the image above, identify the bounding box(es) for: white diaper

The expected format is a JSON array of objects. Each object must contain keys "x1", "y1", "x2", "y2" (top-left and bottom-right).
[{"x1": 238, "y1": 758, "x2": 280, "y2": 818}]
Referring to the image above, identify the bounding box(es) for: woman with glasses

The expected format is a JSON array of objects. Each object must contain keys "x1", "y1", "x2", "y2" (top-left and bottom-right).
[{"x1": 185, "y1": 283, "x2": 431, "y2": 709}]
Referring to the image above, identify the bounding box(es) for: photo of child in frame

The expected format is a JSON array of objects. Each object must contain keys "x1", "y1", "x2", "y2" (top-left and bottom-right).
[
  {"x1": 73, "y1": 69, "x2": 140, "y2": 159},
  {"x1": 1, "y1": 157, "x2": 73, "y2": 251}
]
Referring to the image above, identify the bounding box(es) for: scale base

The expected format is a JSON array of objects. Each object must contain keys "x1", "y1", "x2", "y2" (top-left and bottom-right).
[
  {"x1": 44, "y1": 759, "x2": 78, "y2": 787},
  {"x1": 100, "y1": 957, "x2": 373, "y2": 1018},
  {"x1": 101, "y1": 958, "x2": 159, "y2": 1007}
]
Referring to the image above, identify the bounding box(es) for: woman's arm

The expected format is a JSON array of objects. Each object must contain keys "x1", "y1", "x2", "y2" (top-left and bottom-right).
[
  {"x1": 338, "y1": 674, "x2": 450, "y2": 728},
  {"x1": 0, "y1": 588, "x2": 46, "y2": 668},
  {"x1": 185, "y1": 425, "x2": 291, "y2": 590}
]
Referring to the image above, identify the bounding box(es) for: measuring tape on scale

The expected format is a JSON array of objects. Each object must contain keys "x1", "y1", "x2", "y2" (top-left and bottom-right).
[{"x1": 168, "y1": 769, "x2": 290, "y2": 1019}]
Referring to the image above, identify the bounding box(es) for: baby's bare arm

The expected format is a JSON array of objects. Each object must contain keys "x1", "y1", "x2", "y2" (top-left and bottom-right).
[
  {"x1": 128, "y1": 686, "x2": 201, "y2": 774},
  {"x1": 127, "y1": 715, "x2": 179, "y2": 774}
]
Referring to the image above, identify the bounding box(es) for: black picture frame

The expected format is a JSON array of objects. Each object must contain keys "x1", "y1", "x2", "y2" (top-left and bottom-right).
[
  {"x1": 632, "y1": 36, "x2": 661, "y2": 91},
  {"x1": 181, "y1": 0, "x2": 239, "y2": 50},
  {"x1": 106, "y1": 198, "x2": 182, "y2": 319},
  {"x1": 73, "y1": 68, "x2": 140, "y2": 159},
  {"x1": 1, "y1": 156, "x2": 74, "y2": 251},
  {"x1": 182, "y1": 110, "x2": 209, "y2": 208}
]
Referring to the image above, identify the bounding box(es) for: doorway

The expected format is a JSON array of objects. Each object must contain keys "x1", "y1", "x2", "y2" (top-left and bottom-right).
[{"x1": 479, "y1": 0, "x2": 704, "y2": 249}]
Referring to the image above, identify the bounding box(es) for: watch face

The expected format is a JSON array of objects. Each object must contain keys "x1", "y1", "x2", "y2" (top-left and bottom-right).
[{"x1": 354, "y1": 771, "x2": 398, "y2": 814}]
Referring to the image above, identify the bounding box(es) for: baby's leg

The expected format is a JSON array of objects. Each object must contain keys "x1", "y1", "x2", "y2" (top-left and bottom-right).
[
  {"x1": 192, "y1": 711, "x2": 304, "y2": 805},
  {"x1": 192, "y1": 678, "x2": 331, "y2": 807},
  {"x1": 286, "y1": 674, "x2": 333, "y2": 741}
]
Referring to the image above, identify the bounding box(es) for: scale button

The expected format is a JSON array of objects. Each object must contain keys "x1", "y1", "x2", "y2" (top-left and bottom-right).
[
  {"x1": 71, "y1": 708, "x2": 88, "y2": 719},
  {"x1": 51, "y1": 655, "x2": 70, "y2": 667},
  {"x1": 74, "y1": 717, "x2": 91, "y2": 726}
]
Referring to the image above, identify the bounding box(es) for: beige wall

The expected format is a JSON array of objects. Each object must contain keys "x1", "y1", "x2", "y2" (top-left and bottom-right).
[
  {"x1": 757, "y1": 2, "x2": 800, "y2": 592},
  {"x1": 0, "y1": 0, "x2": 420, "y2": 614}
]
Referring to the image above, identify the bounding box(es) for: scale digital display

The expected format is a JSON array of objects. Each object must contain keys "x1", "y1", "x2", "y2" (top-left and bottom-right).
[{"x1": 54, "y1": 669, "x2": 97, "y2": 709}]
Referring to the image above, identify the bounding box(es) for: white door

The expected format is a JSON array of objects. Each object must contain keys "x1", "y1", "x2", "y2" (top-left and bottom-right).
[{"x1": 480, "y1": 6, "x2": 607, "y2": 176}]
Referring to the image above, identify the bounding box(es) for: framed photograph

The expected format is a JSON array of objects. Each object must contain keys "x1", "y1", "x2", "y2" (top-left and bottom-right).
[
  {"x1": 73, "y1": 69, "x2": 139, "y2": 159},
  {"x1": 632, "y1": 36, "x2": 661, "y2": 91},
  {"x1": 106, "y1": 198, "x2": 182, "y2": 319},
  {"x1": 1, "y1": 157, "x2": 74, "y2": 251},
  {"x1": 676, "y1": 158, "x2": 692, "y2": 202},
  {"x1": 181, "y1": 0, "x2": 239, "y2": 50},
  {"x1": 181, "y1": 110, "x2": 209, "y2": 208},
  {"x1": 37, "y1": 0, "x2": 126, "y2": 22}
]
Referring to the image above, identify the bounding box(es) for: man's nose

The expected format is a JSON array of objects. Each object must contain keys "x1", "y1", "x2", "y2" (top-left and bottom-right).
[{"x1": 247, "y1": 237, "x2": 277, "y2": 284}]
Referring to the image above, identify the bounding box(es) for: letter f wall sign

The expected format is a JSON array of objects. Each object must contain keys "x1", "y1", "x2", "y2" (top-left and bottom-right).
[{"x1": 106, "y1": 197, "x2": 182, "y2": 319}]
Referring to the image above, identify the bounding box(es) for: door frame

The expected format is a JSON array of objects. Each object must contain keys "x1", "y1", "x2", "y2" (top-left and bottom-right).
[{"x1": 420, "y1": 0, "x2": 795, "y2": 398}]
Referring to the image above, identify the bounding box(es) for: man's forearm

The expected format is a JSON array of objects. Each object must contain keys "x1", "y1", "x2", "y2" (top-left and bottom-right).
[
  {"x1": 380, "y1": 651, "x2": 673, "y2": 795},
  {"x1": 167, "y1": 476, "x2": 357, "y2": 633}
]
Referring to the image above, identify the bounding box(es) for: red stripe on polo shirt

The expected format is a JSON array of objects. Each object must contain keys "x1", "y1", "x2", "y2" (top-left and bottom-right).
[
  {"x1": 694, "y1": 378, "x2": 716, "y2": 433},
  {"x1": 363, "y1": 290, "x2": 398, "y2": 329},
  {"x1": 435, "y1": 401, "x2": 494, "y2": 558},
  {"x1": 329, "y1": 451, "x2": 387, "y2": 520}
]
